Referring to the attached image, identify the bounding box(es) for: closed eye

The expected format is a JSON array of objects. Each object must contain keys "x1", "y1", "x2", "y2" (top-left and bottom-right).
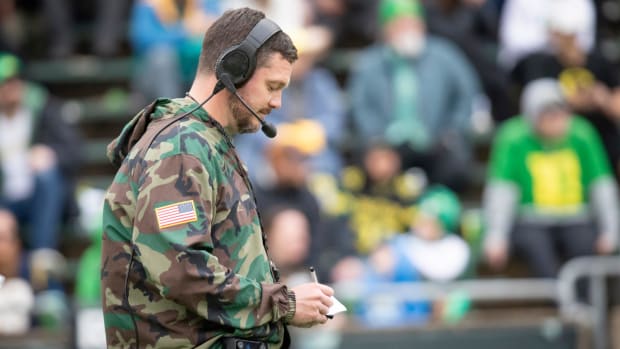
[{"x1": 267, "y1": 82, "x2": 286, "y2": 92}]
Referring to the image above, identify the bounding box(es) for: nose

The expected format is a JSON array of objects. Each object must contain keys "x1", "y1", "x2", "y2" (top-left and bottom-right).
[{"x1": 268, "y1": 91, "x2": 282, "y2": 109}]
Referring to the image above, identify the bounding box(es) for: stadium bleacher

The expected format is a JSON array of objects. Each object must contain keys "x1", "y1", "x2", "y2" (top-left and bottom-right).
[{"x1": 5, "y1": 1, "x2": 620, "y2": 346}]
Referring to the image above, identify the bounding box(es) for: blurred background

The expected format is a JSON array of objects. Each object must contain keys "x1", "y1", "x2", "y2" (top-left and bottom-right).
[{"x1": 1, "y1": 0, "x2": 620, "y2": 348}]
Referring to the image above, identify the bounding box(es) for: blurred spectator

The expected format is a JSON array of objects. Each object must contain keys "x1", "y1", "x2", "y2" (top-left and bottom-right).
[
  {"x1": 0, "y1": 53, "x2": 83, "y2": 251},
  {"x1": 236, "y1": 26, "x2": 346, "y2": 177},
  {"x1": 0, "y1": 210, "x2": 70, "y2": 334},
  {"x1": 255, "y1": 135, "x2": 322, "y2": 265},
  {"x1": 254, "y1": 130, "x2": 356, "y2": 281},
  {"x1": 498, "y1": 0, "x2": 596, "y2": 70},
  {"x1": 75, "y1": 187, "x2": 105, "y2": 307},
  {"x1": 399, "y1": 186, "x2": 470, "y2": 283},
  {"x1": 0, "y1": 0, "x2": 26, "y2": 55},
  {"x1": 354, "y1": 186, "x2": 470, "y2": 328},
  {"x1": 511, "y1": 5, "x2": 620, "y2": 179},
  {"x1": 347, "y1": 0, "x2": 481, "y2": 193},
  {"x1": 423, "y1": 0, "x2": 515, "y2": 122},
  {"x1": 72, "y1": 188, "x2": 107, "y2": 349},
  {"x1": 0, "y1": 209, "x2": 34, "y2": 335},
  {"x1": 310, "y1": 142, "x2": 424, "y2": 256},
  {"x1": 222, "y1": 0, "x2": 310, "y2": 32},
  {"x1": 483, "y1": 79, "x2": 619, "y2": 277},
  {"x1": 129, "y1": 0, "x2": 221, "y2": 102},
  {"x1": 312, "y1": 0, "x2": 381, "y2": 49},
  {"x1": 263, "y1": 207, "x2": 345, "y2": 349},
  {"x1": 264, "y1": 207, "x2": 312, "y2": 283},
  {"x1": 41, "y1": 0, "x2": 129, "y2": 58}
]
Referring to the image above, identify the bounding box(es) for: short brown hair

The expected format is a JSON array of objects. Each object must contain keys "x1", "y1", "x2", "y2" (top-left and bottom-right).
[{"x1": 197, "y1": 7, "x2": 298, "y2": 75}]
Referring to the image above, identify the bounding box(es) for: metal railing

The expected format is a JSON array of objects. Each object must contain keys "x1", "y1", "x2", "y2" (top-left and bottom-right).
[
  {"x1": 558, "y1": 256, "x2": 620, "y2": 349},
  {"x1": 335, "y1": 278, "x2": 557, "y2": 302},
  {"x1": 333, "y1": 256, "x2": 620, "y2": 349}
]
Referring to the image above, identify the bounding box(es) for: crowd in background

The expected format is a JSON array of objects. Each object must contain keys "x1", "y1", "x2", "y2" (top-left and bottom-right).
[{"x1": 1, "y1": 0, "x2": 620, "y2": 346}]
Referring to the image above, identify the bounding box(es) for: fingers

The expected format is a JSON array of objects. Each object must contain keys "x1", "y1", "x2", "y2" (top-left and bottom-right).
[
  {"x1": 316, "y1": 284, "x2": 334, "y2": 308},
  {"x1": 319, "y1": 293, "x2": 333, "y2": 308},
  {"x1": 484, "y1": 241, "x2": 508, "y2": 271},
  {"x1": 316, "y1": 315, "x2": 329, "y2": 325},
  {"x1": 300, "y1": 311, "x2": 328, "y2": 328},
  {"x1": 302, "y1": 283, "x2": 333, "y2": 306},
  {"x1": 289, "y1": 282, "x2": 336, "y2": 328},
  {"x1": 596, "y1": 235, "x2": 614, "y2": 255},
  {"x1": 313, "y1": 308, "x2": 329, "y2": 325},
  {"x1": 318, "y1": 304, "x2": 329, "y2": 317},
  {"x1": 318, "y1": 284, "x2": 334, "y2": 297}
]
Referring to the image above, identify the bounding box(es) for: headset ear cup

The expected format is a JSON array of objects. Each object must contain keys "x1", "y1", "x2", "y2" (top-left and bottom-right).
[
  {"x1": 215, "y1": 45, "x2": 254, "y2": 87},
  {"x1": 214, "y1": 18, "x2": 280, "y2": 89}
]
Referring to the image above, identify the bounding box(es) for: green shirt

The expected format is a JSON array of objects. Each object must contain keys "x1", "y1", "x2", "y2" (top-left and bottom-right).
[
  {"x1": 101, "y1": 98, "x2": 289, "y2": 348},
  {"x1": 488, "y1": 116, "x2": 611, "y2": 215}
]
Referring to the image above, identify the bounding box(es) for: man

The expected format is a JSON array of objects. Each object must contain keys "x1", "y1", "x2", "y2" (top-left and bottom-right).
[
  {"x1": 511, "y1": 2, "x2": 620, "y2": 180},
  {"x1": 0, "y1": 210, "x2": 34, "y2": 335},
  {"x1": 101, "y1": 8, "x2": 334, "y2": 349},
  {"x1": 347, "y1": 0, "x2": 481, "y2": 193},
  {"x1": 483, "y1": 78, "x2": 618, "y2": 277},
  {"x1": 498, "y1": 0, "x2": 596, "y2": 70},
  {"x1": 0, "y1": 52, "x2": 82, "y2": 251},
  {"x1": 423, "y1": 0, "x2": 516, "y2": 122}
]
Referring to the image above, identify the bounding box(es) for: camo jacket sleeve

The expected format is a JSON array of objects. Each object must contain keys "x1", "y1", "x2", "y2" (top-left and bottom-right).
[{"x1": 129, "y1": 150, "x2": 290, "y2": 329}]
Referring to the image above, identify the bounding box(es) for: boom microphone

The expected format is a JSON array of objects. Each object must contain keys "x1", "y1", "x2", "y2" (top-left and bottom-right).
[{"x1": 218, "y1": 74, "x2": 278, "y2": 138}]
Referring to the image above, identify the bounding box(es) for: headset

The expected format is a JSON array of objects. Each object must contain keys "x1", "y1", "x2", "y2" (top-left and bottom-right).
[
  {"x1": 211, "y1": 18, "x2": 282, "y2": 137},
  {"x1": 215, "y1": 17, "x2": 282, "y2": 89},
  {"x1": 179, "y1": 17, "x2": 282, "y2": 138}
]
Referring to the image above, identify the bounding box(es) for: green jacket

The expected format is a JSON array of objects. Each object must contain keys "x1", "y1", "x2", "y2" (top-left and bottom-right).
[{"x1": 101, "y1": 98, "x2": 292, "y2": 348}]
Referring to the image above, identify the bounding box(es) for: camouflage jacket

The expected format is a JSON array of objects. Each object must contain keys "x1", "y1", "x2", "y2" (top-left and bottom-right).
[{"x1": 101, "y1": 98, "x2": 292, "y2": 348}]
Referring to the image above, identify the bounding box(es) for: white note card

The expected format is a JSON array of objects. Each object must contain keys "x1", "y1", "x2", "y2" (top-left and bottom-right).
[{"x1": 327, "y1": 296, "x2": 347, "y2": 316}]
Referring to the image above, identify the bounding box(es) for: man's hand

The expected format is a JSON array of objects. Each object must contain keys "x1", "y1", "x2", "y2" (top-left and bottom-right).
[
  {"x1": 288, "y1": 283, "x2": 333, "y2": 328},
  {"x1": 595, "y1": 234, "x2": 616, "y2": 255},
  {"x1": 484, "y1": 237, "x2": 508, "y2": 271},
  {"x1": 601, "y1": 87, "x2": 620, "y2": 119},
  {"x1": 29, "y1": 144, "x2": 57, "y2": 173}
]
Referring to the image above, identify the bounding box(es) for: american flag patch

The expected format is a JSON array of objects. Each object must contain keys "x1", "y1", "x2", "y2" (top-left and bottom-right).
[{"x1": 155, "y1": 200, "x2": 198, "y2": 229}]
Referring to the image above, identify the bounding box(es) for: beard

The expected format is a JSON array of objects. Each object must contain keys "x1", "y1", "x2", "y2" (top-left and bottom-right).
[{"x1": 228, "y1": 93, "x2": 260, "y2": 134}]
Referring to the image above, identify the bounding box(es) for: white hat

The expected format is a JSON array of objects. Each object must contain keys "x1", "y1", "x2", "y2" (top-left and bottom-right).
[
  {"x1": 520, "y1": 78, "x2": 568, "y2": 123},
  {"x1": 547, "y1": 0, "x2": 591, "y2": 35}
]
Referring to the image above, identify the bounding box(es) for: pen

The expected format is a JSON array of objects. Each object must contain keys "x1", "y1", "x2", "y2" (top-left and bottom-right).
[
  {"x1": 309, "y1": 266, "x2": 333, "y2": 319},
  {"x1": 309, "y1": 266, "x2": 318, "y2": 284}
]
